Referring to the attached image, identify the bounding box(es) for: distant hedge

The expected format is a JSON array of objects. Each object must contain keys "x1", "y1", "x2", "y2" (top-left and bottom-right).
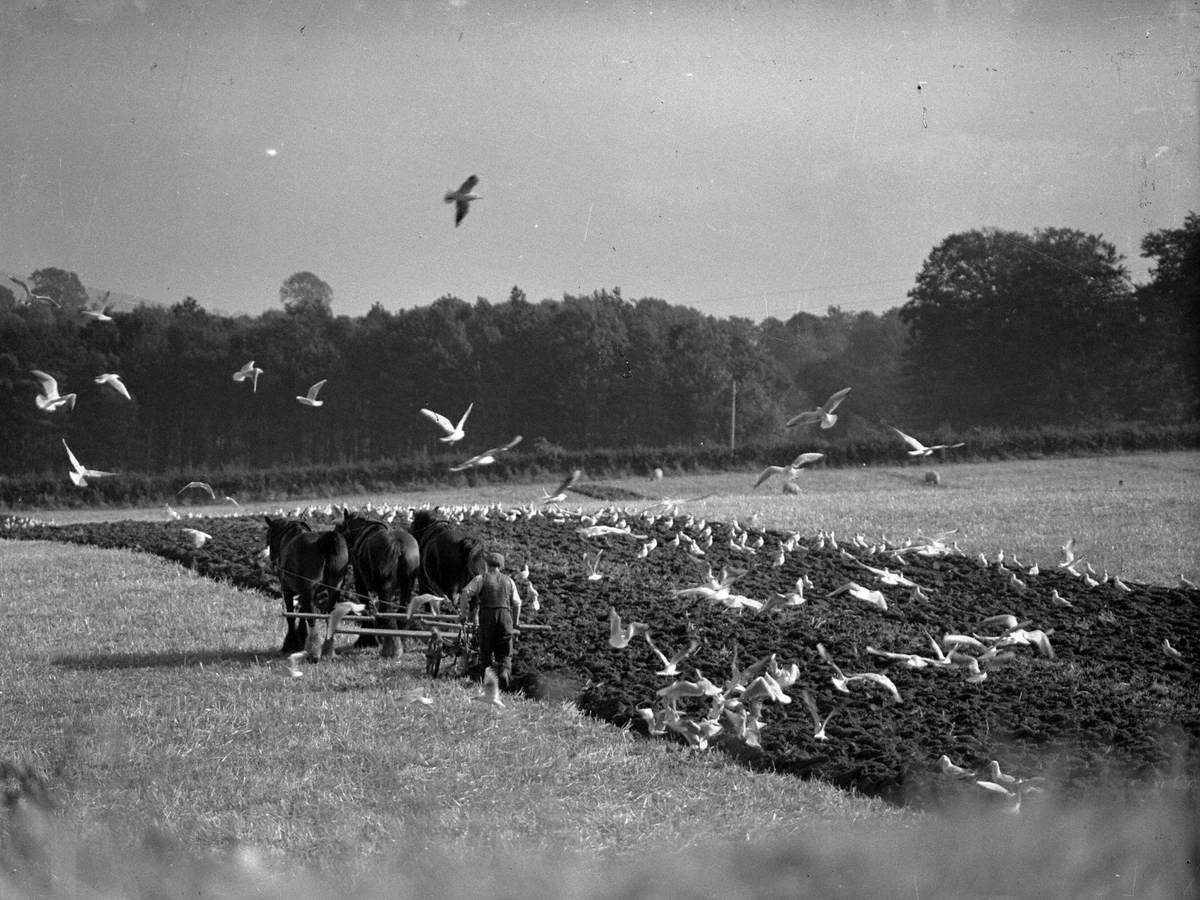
[{"x1": 2, "y1": 421, "x2": 1197, "y2": 510}]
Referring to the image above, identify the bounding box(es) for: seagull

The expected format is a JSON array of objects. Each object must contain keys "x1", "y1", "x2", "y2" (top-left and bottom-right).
[
  {"x1": 542, "y1": 468, "x2": 582, "y2": 504},
  {"x1": 177, "y1": 481, "x2": 217, "y2": 500},
  {"x1": 753, "y1": 452, "x2": 825, "y2": 488},
  {"x1": 608, "y1": 606, "x2": 649, "y2": 649},
  {"x1": 419, "y1": 402, "x2": 474, "y2": 443},
  {"x1": 445, "y1": 174, "x2": 480, "y2": 226},
  {"x1": 889, "y1": 426, "x2": 966, "y2": 457},
  {"x1": 285, "y1": 650, "x2": 306, "y2": 678},
  {"x1": 937, "y1": 754, "x2": 975, "y2": 779},
  {"x1": 828, "y1": 580, "x2": 888, "y2": 611},
  {"x1": 656, "y1": 672, "x2": 723, "y2": 702},
  {"x1": 474, "y1": 667, "x2": 505, "y2": 707},
  {"x1": 1162, "y1": 638, "x2": 1184, "y2": 661},
  {"x1": 80, "y1": 304, "x2": 114, "y2": 322},
  {"x1": 296, "y1": 379, "x2": 327, "y2": 407},
  {"x1": 644, "y1": 632, "x2": 701, "y2": 676},
  {"x1": 232, "y1": 361, "x2": 263, "y2": 392},
  {"x1": 577, "y1": 523, "x2": 646, "y2": 539},
  {"x1": 31, "y1": 370, "x2": 77, "y2": 412},
  {"x1": 94, "y1": 373, "x2": 131, "y2": 400},
  {"x1": 854, "y1": 560, "x2": 922, "y2": 589},
  {"x1": 816, "y1": 643, "x2": 901, "y2": 701},
  {"x1": 798, "y1": 689, "x2": 834, "y2": 740},
  {"x1": 62, "y1": 439, "x2": 114, "y2": 487},
  {"x1": 10, "y1": 277, "x2": 59, "y2": 307},
  {"x1": 449, "y1": 435, "x2": 523, "y2": 472},
  {"x1": 584, "y1": 550, "x2": 604, "y2": 581},
  {"x1": 403, "y1": 687, "x2": 434, "y2": 706},
  {"x1": 785, "y1": 387, "x2": 852, "y2": 429},
  {"x1": 181, "y1": 527, "x2": 212, "y2": 548}
]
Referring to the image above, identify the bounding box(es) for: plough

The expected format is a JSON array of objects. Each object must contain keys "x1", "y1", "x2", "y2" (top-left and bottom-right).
[{"x1": 281, "y1": 610, "x2": 549, "y2": 677}]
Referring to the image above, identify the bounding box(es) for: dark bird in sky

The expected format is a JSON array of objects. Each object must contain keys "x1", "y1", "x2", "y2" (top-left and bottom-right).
[{"x1": 444, "y1": 174, "x2": 480, "y2": 226}]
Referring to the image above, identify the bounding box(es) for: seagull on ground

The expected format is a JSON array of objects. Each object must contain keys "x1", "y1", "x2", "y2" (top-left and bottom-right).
[
  {"x1": 62, "y1": 439, "x2": 114, "y2": 487},
  {"x1": 296, "y1": 379, "x2": 327, "y2": 407},
  {"x1": 177, "y1": 481, "x2": 217, "y2": 500},
  {"x1": 1162, "y1": 638, "x2": 1184, "y2": 661},
  {"x1": 889, "y1": 426, "x2": 965, "y2": 457},
  {"x1": 445, "y1": 174, "x2": 480, "y2": 226},
  {"x1": 785, "y1": 387, "x2": 852, "y2": 429},
  {"x1": 31, "y1": 370, "x2": 76, "y2": 412},
  {"x1": 419, "y1": 402, "x2": 474, "y2": 443},
  {"x1": 577, "y1": 523, "x2": 645, "y2": 539},
  {"x1": 938, "y1": 755, "x2": 975, "y2": 778},
  {"x1": 474, "y1": 667, "x2": 505, "y2": 707},
  {"x1": 542, "y1": 468, "x2": 582, "y2": 504},
  {"x1": 449, "y1": 435, "x2": 523, "y2": 472},
  {"x1": 10, "y1": 277, "x2": 59, "y2": 307},
  {"x1": 232, "y1": 361, "x2": 263, "y2": 392},
  {"x1": 753, "y1": 452, "x2": 825, "y2": 488},
  {"x1": 181, "y1": 527, "x2": 212, "y2": 548},
  {"x1": 94, "y1": 373, "x2": 131, "y2": 400}
]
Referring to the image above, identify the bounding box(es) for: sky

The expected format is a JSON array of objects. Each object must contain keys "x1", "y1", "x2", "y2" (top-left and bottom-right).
[{"x1": 1, "y1": 0, "x2": 1196, "y2": 321}]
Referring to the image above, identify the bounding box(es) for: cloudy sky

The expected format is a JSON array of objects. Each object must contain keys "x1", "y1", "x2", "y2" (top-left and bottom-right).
[{"x1": 1, "y1": 0, "x2": 1196, "y2": 320}]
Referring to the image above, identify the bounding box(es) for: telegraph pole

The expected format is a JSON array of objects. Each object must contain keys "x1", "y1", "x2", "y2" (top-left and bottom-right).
[{"x1": 730, "y1": 378, "x2": 737, "y2": 450}]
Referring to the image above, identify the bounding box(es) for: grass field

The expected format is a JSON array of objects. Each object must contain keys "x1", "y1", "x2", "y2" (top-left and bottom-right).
[
  {"x1": 3, "y1": 452, "x2": 1198, "y2": 898},
  {"x1": 22, "y1": 451, "x2": 1200, "y2": 585}
]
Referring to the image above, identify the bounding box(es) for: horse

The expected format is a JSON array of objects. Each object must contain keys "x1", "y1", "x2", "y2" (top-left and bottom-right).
[
  {"x1": 407, "y1": 508, "x2": 487, "y2": 619},
  {"x1": 335, "y1": 508, "x2": 420, "y2": 659},
  {"x1": 264, "y1": 516, "x2": 350, "y2": 661}
]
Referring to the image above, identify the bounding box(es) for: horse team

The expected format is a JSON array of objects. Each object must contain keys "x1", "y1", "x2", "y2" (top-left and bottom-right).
[{"x1": 265, "y1": 507, "x2": 487, "y2": 663}]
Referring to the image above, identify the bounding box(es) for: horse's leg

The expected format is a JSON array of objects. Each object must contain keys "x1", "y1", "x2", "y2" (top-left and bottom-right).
[
  {"x1": 281, "y1": 588, "x2": 302, "y2": 655},
  {"x1": 352, "y1": 571, "x2": 380, "y2": 649},
  {"x1": 300, "y1": 587, "x2": 323, "y2": 663}
]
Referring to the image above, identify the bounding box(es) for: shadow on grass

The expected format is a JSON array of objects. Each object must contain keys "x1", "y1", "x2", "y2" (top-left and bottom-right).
[{"x1": 52, "y1": 646, "x2": 280, "y2": 671}]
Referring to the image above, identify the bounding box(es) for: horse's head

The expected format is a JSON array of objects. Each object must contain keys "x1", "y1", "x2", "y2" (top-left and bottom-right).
[{"x1": 410, "y1": 508, "x2": 442, "y2": 539}]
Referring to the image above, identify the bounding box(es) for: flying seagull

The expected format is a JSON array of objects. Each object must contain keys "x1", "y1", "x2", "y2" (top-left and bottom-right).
[
  {"x1": 449, "y1": 435, "x2": 523, "y2": 472},
  {"x1": 644, "y1": 631, "x2": 700, "y2": 677},
  {"x1": 445, "y1": 174, "x2": 480, "y2": 226},
  {"x1": 62, "y1": 439, "x2": 114, "y2": 487},
  {"x1": 11, "y1": 277, "x2": 59, "y2": 307},
  {"x1": 94, "y1": 373, "x2": 131, "y2": 400},
  {"x1": 753, "y1": 451, "x2": 825, "y2": 488},
  {"x1": 296, "y1": 379, "x2": 327, "y2": 407},
  {"x1": 542, "y1": 468, "x2": 582, "y2": 504},
  {"x1": 79, "y1": 305, "x2": 114, "y2": 323},
  {"x1": 419, "y1": 402, "x2": 474, "y2": 443},
  {"x1": 608, "y1": 606, "x2": 650, "y2": 649},
  {"x1": 232, "y1": 360, "x2": 263, "y2": 392},
  {"x1": 177, "y1": 481, "x2": 217, "y2": 499},
  {"x1": 890, "y1": 426, "x2": 965, "y2": 457},
  {"x1": 31, "y1": 370, "x2": 76, "y2": 412},
  {"x1": 785, "y1": 387, "x2": 852, "y2": 429}
]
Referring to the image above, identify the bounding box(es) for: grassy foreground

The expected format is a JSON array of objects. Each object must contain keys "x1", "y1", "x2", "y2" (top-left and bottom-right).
[{"x1": 3, "y1": 535, "x2": 1197, "y2": 897}]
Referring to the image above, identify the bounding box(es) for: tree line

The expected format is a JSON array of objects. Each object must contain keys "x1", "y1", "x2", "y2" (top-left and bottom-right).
[{"x1": 0, "y1": 215, "x2": 1195, "y2": 479}]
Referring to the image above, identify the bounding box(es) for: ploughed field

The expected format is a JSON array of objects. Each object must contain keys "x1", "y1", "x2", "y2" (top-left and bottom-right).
[{"x1": 4, "y1": 503, "x2": 1197, "y2": 808}]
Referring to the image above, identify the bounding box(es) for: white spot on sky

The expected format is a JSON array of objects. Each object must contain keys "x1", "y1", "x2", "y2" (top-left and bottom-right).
[{"x1": 265, "y1": 148, "x2": 278, "y2": 157}]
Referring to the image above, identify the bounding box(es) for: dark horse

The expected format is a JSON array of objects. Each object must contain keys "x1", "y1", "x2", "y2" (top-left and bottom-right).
[
  {"x1": 336, "y1": 508, "x2": 420, "y2": 659},
  {"x1": 264, "y1": 516, "x2": 350, "y2": 661},
  {"x1": 408, "y1": 508, "x2": 487, "y2": 619}
]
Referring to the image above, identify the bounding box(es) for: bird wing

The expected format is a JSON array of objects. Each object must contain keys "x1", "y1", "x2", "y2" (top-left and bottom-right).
[
  {"x1": 822, "y1": 386, "x2": 852, "y2": 412},
  {"x1": 420, "y1": 408, "x2": 455, "y2": 434},
  {"x1": 455, "y1": 200, "x2": 470, "y2": 225},
  {"x1": 847, "y1": 672, "x2": 902, "y2": 702},
  {"x1": 307, "y1": 379, "x2": 327, "y2": 400},
  {"x1": 179, "y1": 481, "x2": 216, "y2": 498},
  {"x1": 31, "y1": 370, "x2": 59, "y2": 396},
  {"x1": 62, "y1": 439, "x2": 84, "y2": 473},
  {"x1": 816, "y1": 643, "x2": 846, "y2": 679},
  {"x1": 784, "y1": 410, "x2": 821, "y2": 428},
  {"x1": 552, "y1": 468, "x2": 582, "y2": 496},
  {"x1": 491, "y1": 434, "x2": 523, "y2": 454},
  {"x1": 754, "y1": 466, "x2": 784, "y2": 488},
  {"x1": 455, "y1": 402, "x2": 475, "y2": 429},
  {"x1": 459, "y1": 174, "x2": 479, "y2": 193},
  {"x1": 891, "y1": 426, "x2": 927, "y2": 452},
  {"x1": 789, "y1": 452, "x2": 824, "y2": 468}
]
